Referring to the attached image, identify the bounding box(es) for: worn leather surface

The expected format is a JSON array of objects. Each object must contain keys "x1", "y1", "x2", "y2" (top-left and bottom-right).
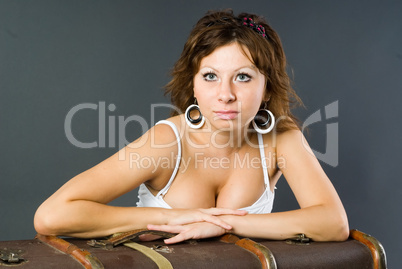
[
  {"x1": 0, "y1": 239, "x2": 82, "y2": 268},
  {"x1": 257, "y1": 239, "x2": 374, "y2": 269},
  {"x1": 0, "y1": 237, "x2": 373, "y2": 268}
]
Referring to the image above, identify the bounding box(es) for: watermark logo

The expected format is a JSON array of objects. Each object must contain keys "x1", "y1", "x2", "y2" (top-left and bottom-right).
[
  {"x1": 302, "y1": 100, "x2": 339, "y2": 167},
  {"x1": 64, "y1": 101, "x2": 149, "y2": 149},
  {"x1": 64, "y1": 100, "x2": 339, "y2": 167}
]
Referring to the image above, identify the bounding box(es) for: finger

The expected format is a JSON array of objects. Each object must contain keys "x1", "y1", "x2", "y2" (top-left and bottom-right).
[
  {"x1": 203, "y1": 215, "x2": 232, "y2": 230},
  {"x1": 164, "y1": 233, "x2": 189, "y2": 244}
]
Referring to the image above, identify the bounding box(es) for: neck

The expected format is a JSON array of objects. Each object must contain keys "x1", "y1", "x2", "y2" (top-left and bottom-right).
[{"x1": 187, "y1": 121, "x2": 254, "y2": 155}]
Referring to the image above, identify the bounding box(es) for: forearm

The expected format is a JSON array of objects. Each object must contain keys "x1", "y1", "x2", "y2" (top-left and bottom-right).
[
  {"x1": 34, "y1": 200, "x2": 171, "y2": 238},
  {"x1": 221, "y1": 205, "x2": 349, "y2": 241}
]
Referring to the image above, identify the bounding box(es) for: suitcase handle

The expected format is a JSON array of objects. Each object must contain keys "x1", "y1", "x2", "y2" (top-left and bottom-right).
[{"x1": 87, "y1": 228, "x2": 182, "y2": 250}]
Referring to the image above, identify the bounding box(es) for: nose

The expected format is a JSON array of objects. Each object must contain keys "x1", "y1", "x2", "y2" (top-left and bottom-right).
[{"x1": 218, "y1": 79, "x2": 236, "y2": 103}]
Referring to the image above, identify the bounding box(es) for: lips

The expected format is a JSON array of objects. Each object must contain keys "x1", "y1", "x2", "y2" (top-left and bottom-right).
[{"x1": 214, "y1": 110, "x2": 239, "y2": 120}]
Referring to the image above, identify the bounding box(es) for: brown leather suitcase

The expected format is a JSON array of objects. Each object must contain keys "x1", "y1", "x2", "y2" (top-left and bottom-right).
[{"x1": 0, "y1": 229, "x2": 386, "y2": 268}]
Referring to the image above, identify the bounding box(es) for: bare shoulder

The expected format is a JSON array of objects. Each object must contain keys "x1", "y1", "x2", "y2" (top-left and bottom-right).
[
  {"x1": 150, "y1": 117, "x2": 181, "y2": 146},
  {"x1": 275, "y1": 128, "x2": 303, "y2": 141},
  {"x1": 136, "y1": 116, "x2": 184, "y2": 189},
  {"x1": 136, "y1": 117, "x2": 183, "y2": 166},
  {"x1": 275, "y1": 129, "x2": 312, "y2": 153},
  {"x1": 273, "y1": 129, "x2": 318, "y2": 171}
]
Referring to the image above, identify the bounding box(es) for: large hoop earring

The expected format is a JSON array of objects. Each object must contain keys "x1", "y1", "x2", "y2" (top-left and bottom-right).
[
  {"x1": 185, "y1": 103, "x2": 205, "y2": 129},
  {"x1": 252, "y1": 109, "x2": 275, "y2": 134}
]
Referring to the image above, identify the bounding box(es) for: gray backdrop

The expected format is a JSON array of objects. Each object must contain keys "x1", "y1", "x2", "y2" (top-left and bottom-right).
[{"x1": 1, "y1": 0, "x2": 401, "y2": 267}]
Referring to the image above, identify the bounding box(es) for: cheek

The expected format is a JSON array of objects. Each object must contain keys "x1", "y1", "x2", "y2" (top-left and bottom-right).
[
  {"x1": 193, "y1": 77, "x2": 205, "y2": 99},
  {"x1": 193, "y1": 86, "x2": 208, "y2": 111},
  {"x1": 193, "y1": 86, "x2": 204, "y2": 103},
  {"x1": 193, "y1": 81, "x2": 215, "y2": 102},
  {"x1": 241, "y1": 84, "x2": 265, "y2": 105}
]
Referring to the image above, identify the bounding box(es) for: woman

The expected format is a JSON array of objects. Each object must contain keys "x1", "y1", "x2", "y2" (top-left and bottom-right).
[{"x1": 34, "y1": 10, "x2": 349, "y2": 244}]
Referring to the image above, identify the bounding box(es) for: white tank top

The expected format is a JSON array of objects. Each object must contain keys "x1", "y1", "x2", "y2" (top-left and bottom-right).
[{"x1": 136, "y1": 120, "x2": 275, "y2": 214}]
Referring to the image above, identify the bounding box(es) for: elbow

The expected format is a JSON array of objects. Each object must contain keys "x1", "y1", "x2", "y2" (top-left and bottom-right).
[
  {"x1": 332, "y1": 209, "x2": 350, "y2": 241},
  {"x1": 331, "y1": 217, "x2": 349, "y2": 241},
  {"x1": 310, "y1": 209, "x2": 349, "y2": 242},
  {"x1": 34, "y1": 206, "x2": 52, "y2": 235},
  {"x1": 34, "y1": 214, "x2": 48, "y2": 236},
  {"x1": 321, "y1": 212, "x2": 350, "y2": 241},
  {"x1": 34, "y1": 204, "x2": 63, "y2": 236}
]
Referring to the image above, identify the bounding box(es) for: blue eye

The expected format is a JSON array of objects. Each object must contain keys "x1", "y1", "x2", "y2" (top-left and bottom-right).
[
  {"x1": 203, "y1": 73, "x2": 217, "y2": 81},
  {"x1": 237, "y1": 73, "x2": 251, "y2": 82},
  {"x1": 202, "y1": 73, "x2": 216, "y2": 81}
]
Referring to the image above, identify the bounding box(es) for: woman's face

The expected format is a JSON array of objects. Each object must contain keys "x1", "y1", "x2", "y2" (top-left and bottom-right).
[{"x1": 193, "y1": 42, "x2": 267, "y2": 132}]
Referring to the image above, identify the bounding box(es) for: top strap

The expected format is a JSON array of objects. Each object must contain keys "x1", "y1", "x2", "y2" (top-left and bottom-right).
[
  {"x1": 257, "y1": 133, "x2": 270, "y2": 189},
  {"x1": 154, "y1": 120, "x2": 182, "y2": 197}
]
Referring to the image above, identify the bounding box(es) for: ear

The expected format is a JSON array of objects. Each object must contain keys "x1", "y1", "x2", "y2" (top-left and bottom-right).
[
  {"x1": 263, "y1": 93, "x2": 271, "y2": 102},
  {"x1": 262, "y1": 81, "x2": 271, "y2": 102}
]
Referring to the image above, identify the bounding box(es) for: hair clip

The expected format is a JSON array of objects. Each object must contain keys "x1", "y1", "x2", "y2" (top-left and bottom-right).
[{"x1": 242, "y1": 17, "x2": 268, "y2": 40}]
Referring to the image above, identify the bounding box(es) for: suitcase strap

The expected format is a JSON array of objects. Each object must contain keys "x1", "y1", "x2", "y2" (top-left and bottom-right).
[
  {"x1": 36, "y1": 234, "x2": 104, "y2": 269},
  {"x1": 123, "y1": 241, "x2": 173, "y2": 269},
  {"x1": 349, "y1": 229, "x2": 387, "y2": 269},
  {"x1": 89, "y1": 229, "x2": 178, "y2": 268}
]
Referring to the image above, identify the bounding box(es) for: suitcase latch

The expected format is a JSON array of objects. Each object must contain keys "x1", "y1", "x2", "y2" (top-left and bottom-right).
[
  {"x1": 0, "y1": 249, "x2": 26, "y2": 264},
  {"x1": 285, "y1": 234, "x2": 311, "y2": 245},
  {"x1": 151, "y1": 244, "x2": 174, "y2": 253}
]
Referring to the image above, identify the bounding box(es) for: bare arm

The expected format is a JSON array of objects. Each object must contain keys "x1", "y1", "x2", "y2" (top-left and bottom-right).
[
  {"x1": 34, "y1": 123, "x2": 245, "y2": 238},
  {"x1": 149, "y1": 129, "x2": 349, "y2": 243},
  {"x1": 222, "y1": 129, "x2": 349, "y2": 241}
]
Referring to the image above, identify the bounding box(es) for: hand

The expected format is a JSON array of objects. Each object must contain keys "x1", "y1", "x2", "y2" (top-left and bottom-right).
[
  {"x1": 139, "y1": 208, "x2": 246, "y2": 242},
  {"x1": 147, "y1": 222, "x2": 227, "y2": 244},
  {"x1": 167, "y1": 208, "x2": 247, "y2": 230}
]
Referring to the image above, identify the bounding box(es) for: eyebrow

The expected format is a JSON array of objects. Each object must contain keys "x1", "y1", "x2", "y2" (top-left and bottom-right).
[{"x1": 199, "y1": 65, "x2": 258, "y2": 72}]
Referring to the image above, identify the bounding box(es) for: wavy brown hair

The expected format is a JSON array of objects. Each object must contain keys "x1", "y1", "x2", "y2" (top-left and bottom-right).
[{"x1": 165, "y1": 9, "x2": 303, "y2": 132}]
